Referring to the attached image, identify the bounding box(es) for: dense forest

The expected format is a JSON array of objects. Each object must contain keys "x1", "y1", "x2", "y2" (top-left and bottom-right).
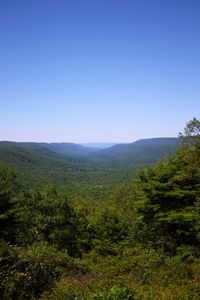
[
  {"x1": 1, "y1": 118, "x2": 200, "y2": 299},
  {"x1": 0, "y1": 137, "x2": 180, "y2": 200}
]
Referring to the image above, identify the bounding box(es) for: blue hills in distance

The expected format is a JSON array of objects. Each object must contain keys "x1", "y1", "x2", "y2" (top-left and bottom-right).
[
  {"x1": 0, "y1": 137, "x2": 181, "y2": 160},
  {"x1": 81, "y1": 143, "x2": 116, "y2": 149},
  {"x1": 0, "y1": 137, "x2": 181, "y2": 159}
]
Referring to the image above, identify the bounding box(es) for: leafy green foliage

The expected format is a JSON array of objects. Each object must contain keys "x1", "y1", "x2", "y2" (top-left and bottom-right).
[
  {"x1": 91, "y1": 208, "x2": 129, "y2": 255},
  {"x1": 0, "y1": 120, "x2": 200, "y2": 299},
  {"x1": 179, "y1": 117, "x2": 200, "y2": 146},
  {"x1": 0, "y1": 241, "x2": 72, "y2": 299},
  {"x1": 0, "y1": 165, "x2": 19, "y2": 242},
  {"x1": 137, "y1": 123, "x2": 200, "y2": 253},
  {"x1": 42, "y1": 281, "x2": 135, "y2": 300},
  {"x1": 42, "y1": 249, "x2": 200, "y2": 300},
  {"x1": 17, "y1": 186, "x2": 90, "y2": 257},
  {"x1": 91, "y1": 284, "x2": 134, "y2": 300}
]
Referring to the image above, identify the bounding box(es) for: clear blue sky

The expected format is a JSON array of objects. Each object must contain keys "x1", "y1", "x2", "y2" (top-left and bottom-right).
[{"x1": 0, "y1": 0, "x2": 200, "y2": 142}]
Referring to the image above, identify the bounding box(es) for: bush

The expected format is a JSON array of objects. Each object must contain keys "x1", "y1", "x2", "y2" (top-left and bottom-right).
[
  {"x1": 42, "y1": 282, "x2": 135, "y2": 300},
  {"x1": 91, "y1": 284, "x2": 134, "y2": 300},
  {"x1": 0, "y1": 240, "x2": 21, "y2": 299},
  {"x1": 0, "y1": 241, "x2": 72, "y2": 299}
]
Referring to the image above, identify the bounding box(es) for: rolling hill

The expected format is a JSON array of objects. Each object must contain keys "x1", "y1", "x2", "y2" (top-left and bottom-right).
[
  {"x1": 0, "y1": 141, "x2": 82, "y2": 189},
  {"x1": 0, "y1": 138, "x2": 181, "y2": 199},
  {"x1": 94, "y1": 138, "x2": 181, "y2": 164},
  {"x1": 39, "y1": 142, "x2": 100, "y2": 157}
]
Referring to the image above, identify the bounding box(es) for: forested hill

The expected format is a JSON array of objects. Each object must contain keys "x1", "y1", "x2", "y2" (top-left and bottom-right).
[
  {"x1": 0, "y1": 137, "x2": 181, "y2": 160},
  {"x1": 91, "y1": 137, "x2": 181, "y2": 164},
  {"x1": 97, "y1": 137, "x2": 180, "y2": 156},
  {"x1": 40, "y1": 138, "x2": 181, "y2": 160},
  {"x1": 0, "y1": 138, "x2": 181, "y2": 197},
  {"x1": 39, "y1": 142, "x2": 100, "y2": 157},
  {"x1": 0, "y1": 141, "x2": 82, "y2": 189},
  {"x1": 0, "y1": 141, "x2": 100, "y2": 157}
]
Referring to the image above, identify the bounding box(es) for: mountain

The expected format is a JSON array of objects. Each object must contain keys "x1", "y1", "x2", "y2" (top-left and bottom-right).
[
  {"x1": 0, "y1": 141, "x2": 85, "y2": 189},
  {"x1": 0, "y1": 141, "x2": 120, "y2": 198},
  {"x1": 39, "y1": 142, "x2": 100, "y2": 157},
  {"x1": 0, "y1": 138, "x2": 182, "y2": 199},
  {"x1": 92, "y1": 138, "x2": 181, "y2": 166}
]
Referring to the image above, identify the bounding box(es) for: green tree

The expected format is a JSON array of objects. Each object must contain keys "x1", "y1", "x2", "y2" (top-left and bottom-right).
[
  {"x1": 137, "y1": 119, "x2": 200, "y2": 254},
  {"x1": 0, "y1": 241, "x2": 72, "y2": 299},
  {"x1": 17, "y1": 186, "x2": 92, "y2": 257},
  {"x1": 18, "y1": 186, "x2": 79, "y2": 255},
  {"x1": 179, "y1": 117, "x2": 200, "y2": 146},
  {"x1": 92, "y1": 208, "x2": 129, "y2": 255},
  {"x1": 0, "y1": 165, "x2": 19, "y2": 242}
]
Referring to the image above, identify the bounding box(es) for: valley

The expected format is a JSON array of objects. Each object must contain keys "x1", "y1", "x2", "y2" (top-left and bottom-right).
[
  {"x1": 0, "y1": 138, "x2": 181, "y2": 200},
  {"x1": 1, "y1": 119, "x2": 200, "y2": 299}
]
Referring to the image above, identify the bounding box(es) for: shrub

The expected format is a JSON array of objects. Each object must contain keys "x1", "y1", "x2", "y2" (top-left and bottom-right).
[
  {"x1": 91, "y1": 284, "x2": 134, "y2": 300},
  {"x1": 0, "y1": 242, "x2": 72, "y2": 299}
]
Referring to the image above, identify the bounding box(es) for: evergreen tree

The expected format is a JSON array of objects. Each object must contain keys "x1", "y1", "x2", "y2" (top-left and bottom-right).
[
  {"x1": 137, "y1": 119, "x2": 200, "y2": 254},
  {"x1": 0, "y1": 165, "x2": 18, "y2": 242}
]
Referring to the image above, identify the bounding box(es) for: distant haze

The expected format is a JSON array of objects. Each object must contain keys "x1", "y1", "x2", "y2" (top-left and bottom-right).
[{"x1": 81, "y1": 143, "x2": 117, "y2": 149}]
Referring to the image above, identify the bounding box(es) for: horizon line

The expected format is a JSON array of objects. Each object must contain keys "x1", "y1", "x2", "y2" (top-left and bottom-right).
[{"x1": 0, "y1": 136, "x2": 179, "y2": 144}]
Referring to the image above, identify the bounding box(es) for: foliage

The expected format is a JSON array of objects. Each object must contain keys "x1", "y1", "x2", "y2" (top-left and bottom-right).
[
  {"x1": 17, "y1": 186, "x2": 91, "y2": 257},
  {"x1": 91, "y1": 208, "x2": 129, "y2": 255},
  {"x1": 0, "y1": 119, "x2": 200, "y2": 299},
  {"x1": 0, "y1": 241, "x2": 72, "y2": 299},
  {"x1": 179, "y1": 117, "x2": 200, "y2": 146},
  {"x1": 42, "y1": 251, "x2": 200, "y2": 300},
  {"x1": 0, "y1": 165, "x2": 19, "y2": 242},
  {"x1": 137, "y1": 121, "x2": 200, "y2": 253},
  {"x1": 0, "y1": 138, "x2": 180, "y2": 201},
  {"x1": 90, "y1": 284, "x2": 134, "y2": 300}
]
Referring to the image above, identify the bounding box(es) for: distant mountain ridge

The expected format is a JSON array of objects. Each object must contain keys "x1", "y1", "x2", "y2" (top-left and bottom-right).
[
  {"x1": 98, "y1": 138, "x2": 181, "y2": 155},
  {"x1": 0, "y1": 141, "x2": 99, "y2": 157},
  {"x1": 0, "y1": 138, "x2": 181, "y2": 195},
  {"x1": 0, "y1": 137, "x2": 180, "y2": 156},
  {"x1": 91, "y1": 138, "x2": 181, "y2": 165},
  {"x1": 39, "y1": 142, "x2": 99, "y2": 157}
]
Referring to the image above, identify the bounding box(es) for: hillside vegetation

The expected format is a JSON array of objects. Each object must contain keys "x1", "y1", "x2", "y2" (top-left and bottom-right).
[
  {"x1": 0, "y1": 119, "x2": 200, "y2": 299},
  {"x1": 0, "y1": 138, "x2": 180, "y2": 200}
]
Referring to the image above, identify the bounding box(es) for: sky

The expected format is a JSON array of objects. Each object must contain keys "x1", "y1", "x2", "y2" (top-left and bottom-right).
[{"x1": 0, "y1": 0, "x2": 200, "y2": 143}]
